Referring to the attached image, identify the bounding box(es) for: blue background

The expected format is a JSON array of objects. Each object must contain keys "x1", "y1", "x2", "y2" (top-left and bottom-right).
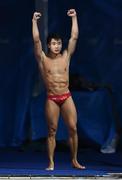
[{"x1": 0, "y1": 0, "x2": 122, "y2": 147}]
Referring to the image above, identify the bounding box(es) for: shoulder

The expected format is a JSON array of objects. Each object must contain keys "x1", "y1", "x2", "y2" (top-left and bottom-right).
[
  {"x1": 41, "y1": 51, "x2": 46, "y2": 58},
  {"x1": 41, "y1": 51, "x2": 47, "y2": 61},
  {"x1": 62, "y1": 49, "x2": 68, "y2": 56},
  {"x1": 62, "y1": 49, "x2": 71, "y2": 58},
  {"x1": 36, "y1": 51, "x2": 47, "y2": 63},
  {"x1": 62, "y1": 49, "x2": 72, "y2": 63}
]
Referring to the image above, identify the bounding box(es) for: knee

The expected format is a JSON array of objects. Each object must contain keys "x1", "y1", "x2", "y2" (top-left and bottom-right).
[
  {"x1": 48, "y1": 126, "x2": 57, "y2": 137},
  {"x1": 69, "y1": 125, "x2": 77, "y2": 136}
]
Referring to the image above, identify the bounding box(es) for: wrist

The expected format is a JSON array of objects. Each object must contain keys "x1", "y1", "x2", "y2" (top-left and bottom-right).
[
  {"x1": 32, "y1": 18, "x2": 37, "y2": 22},
  {"x1": 72, "y1": 15, "x2": 77, "y2": 18}
]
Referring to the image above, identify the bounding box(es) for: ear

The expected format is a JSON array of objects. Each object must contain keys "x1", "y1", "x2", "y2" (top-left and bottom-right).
[{"x1": 48, "y1": 43, "x2": 50, "y2": 49}]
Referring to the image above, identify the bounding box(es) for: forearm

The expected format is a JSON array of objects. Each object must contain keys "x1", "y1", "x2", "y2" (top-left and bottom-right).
[
  {"x1": 71, "y1": 16, "x2": 79, "y2": 39},
  {"x1": 32, "y1": 19, "x2": 40, "y2": 42}
]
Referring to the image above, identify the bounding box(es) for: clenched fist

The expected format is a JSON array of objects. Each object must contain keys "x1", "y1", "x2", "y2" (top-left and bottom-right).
[
  {"x1": 32, "y1": 12, "x2": 42, "y2": 21},
  {"x1": 67, "y1": 9, "x2": 76, "y2": 17}
]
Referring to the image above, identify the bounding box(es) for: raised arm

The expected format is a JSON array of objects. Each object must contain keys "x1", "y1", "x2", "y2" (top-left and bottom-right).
[
  {"x1": 32, "y1": 12, "x2": 45, "y2": 62},
  {"x1": 67, "y1": 9, "x2": 79, "y2": 56}
]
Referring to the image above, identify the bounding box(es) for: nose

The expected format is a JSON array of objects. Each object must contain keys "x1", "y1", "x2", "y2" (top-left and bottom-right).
[{"x1": 55, "y1": 44, "x2": 58, "y2": 47}]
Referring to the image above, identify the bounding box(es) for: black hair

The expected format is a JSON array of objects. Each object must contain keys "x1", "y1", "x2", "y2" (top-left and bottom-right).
[{"x1": 46, "y1": 33, "x2": 63, "y2": 44}]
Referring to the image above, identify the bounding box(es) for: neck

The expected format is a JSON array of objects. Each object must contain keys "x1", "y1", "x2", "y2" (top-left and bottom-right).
[{"x1": 48, "y1": 52, "x2": 61, "y2": 59}]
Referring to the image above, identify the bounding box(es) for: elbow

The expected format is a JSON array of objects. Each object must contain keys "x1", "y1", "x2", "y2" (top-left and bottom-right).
[
  {"x1": 72, "y1": 32, "x2": 79, "y2": 40},
  {"x1": 33, "y1": 36, "x2": 40, "y2": 43},
  {"x1": 71, "y1": 29, "x2": 79, "y2": 39},
  {"x1": 32, "y1": 31, "x2": 40, "y2": 42}
]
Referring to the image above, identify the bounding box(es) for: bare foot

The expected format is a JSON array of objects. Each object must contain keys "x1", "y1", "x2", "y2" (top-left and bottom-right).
[
  {"x1": 46, "y1": 162, "x2": 54, "y2": 171},
  {"x1": 46, "y1": 167, "x2": 54, "y2": 171},
  {"x1": 72, "y1": 160, "x2": 85, "y2": 170}
]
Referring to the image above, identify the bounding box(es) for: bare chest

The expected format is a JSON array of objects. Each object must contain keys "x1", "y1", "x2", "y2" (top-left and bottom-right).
[{"x1": 42, "y1": 58, "x2": 69, "y2": 74}]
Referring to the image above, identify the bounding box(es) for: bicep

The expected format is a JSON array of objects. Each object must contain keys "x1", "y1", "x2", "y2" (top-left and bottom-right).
[
  {"x1": 67, "y1": 37, "x2": 77, "y2": 55},
  {"x1": 34, "y1": 40, "x2": 44, "y2": 62}
]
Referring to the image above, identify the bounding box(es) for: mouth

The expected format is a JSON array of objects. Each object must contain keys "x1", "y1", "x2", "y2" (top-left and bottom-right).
[{"x1": 55, "y1": 49, "x2": 60, "y2": 52}]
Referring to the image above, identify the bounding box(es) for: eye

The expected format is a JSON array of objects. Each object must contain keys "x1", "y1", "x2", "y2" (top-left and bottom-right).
[
  {"x1": 58, "y1": 41, "x2": 62, "y2": 45},
  {"x1": 52, "y1": 42, "x2": 56, "y2": 45}
]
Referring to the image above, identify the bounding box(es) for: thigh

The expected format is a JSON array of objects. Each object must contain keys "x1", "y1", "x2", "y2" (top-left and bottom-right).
[
  {"x1": 60, "y1": 96, "x2": 77, "y2": 128},
  {"x1": 45, "y1": 99, "x2": 60, "y2": 128}
]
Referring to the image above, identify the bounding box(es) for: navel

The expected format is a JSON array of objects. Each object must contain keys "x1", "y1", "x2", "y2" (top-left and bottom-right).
[{"x1": 47, "y1": 70, "x2": 51, "y2": 73}]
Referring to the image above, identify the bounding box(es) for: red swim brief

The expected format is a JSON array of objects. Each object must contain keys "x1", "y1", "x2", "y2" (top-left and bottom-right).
[{"x1": 47, "y1": 92, "x2": 71, "y2": 106}]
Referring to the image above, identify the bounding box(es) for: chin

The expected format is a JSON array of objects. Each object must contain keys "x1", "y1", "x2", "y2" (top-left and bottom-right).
[{"x1": 54, "y1": 51, "x2": 60, "y2": 54}]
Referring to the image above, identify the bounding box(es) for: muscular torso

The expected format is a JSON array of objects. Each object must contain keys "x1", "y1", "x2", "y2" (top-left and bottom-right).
[{"x1": 38, "y1": 51, "x2": 70, "y2": 95}]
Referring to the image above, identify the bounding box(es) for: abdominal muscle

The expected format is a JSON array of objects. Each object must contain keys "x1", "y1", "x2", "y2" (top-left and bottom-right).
[
  {"x1": 43, "y1": 72, "x2": 69, "y2": 95},
  {"x1": 39, "y1": 53, "x2": 70, "y2": 95}
]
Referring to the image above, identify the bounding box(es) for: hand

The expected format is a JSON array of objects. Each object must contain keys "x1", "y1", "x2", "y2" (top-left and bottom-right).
[
  {"x1": 33, "y1": 12, "x2": 41, "y2": 21},
  {"x1": 67, "y1": 9, "x2": 76, "y2": 17}
]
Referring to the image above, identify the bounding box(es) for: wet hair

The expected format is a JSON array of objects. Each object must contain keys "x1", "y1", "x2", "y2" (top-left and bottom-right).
[{"x1": 46, "y1": 33, "x2": 63, "y2": 45}]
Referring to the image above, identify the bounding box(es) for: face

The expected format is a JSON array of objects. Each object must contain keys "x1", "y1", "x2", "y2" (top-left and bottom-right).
[{"x1": 48, "y1": 38, "x2": 62, "y2": 54}]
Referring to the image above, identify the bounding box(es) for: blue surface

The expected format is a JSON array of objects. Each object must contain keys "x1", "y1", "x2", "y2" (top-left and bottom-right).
[{"x1": 0, "y1": 149, "x2": 121, "y2": 176}]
